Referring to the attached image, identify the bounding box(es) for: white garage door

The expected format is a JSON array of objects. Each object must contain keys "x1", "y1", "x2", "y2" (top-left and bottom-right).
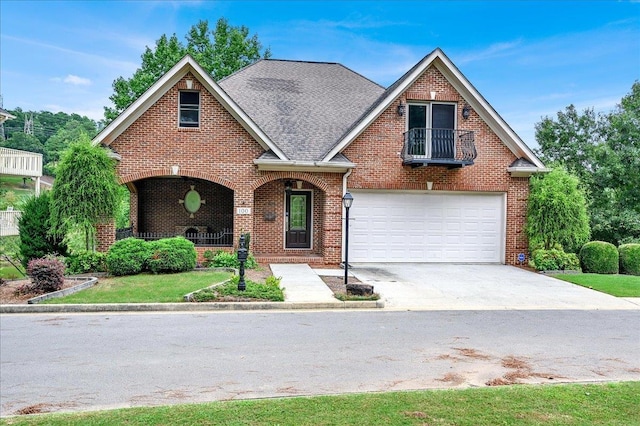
[{"x1": 348, "y1": 191, "x2": 505, "y2": 263}]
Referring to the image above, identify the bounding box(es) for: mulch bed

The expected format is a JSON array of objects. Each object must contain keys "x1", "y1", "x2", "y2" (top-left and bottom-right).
[
  {"x1": 0, "y1": 279, "x2": 81, "y2": 304},
  {"x1": 320, "y1": 275, "x2": 362, "y2": 297}
]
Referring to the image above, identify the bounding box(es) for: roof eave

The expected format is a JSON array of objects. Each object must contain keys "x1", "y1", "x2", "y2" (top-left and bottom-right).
[
  {"x1": 254, "y1": 158, "x2": 355, "y2": 173},
  {"x1": 507, "y1": 166, "x2": 550, "y2": 177}
]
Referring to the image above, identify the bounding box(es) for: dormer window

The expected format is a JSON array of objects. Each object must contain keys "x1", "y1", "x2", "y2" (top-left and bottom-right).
[{"x1": 179, "y1": 91, "x2": 200, "y2": 128}]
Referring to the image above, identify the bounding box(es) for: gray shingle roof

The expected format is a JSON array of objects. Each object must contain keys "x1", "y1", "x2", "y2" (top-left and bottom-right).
[{"x1": 219, "y1": 60, "x2": 384, "y2": 161}]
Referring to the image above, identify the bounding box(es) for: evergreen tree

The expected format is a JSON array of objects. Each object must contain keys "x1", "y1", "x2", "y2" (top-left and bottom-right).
[{"x1": 18, "y1": 191, "x2": 67, "y2": 266}]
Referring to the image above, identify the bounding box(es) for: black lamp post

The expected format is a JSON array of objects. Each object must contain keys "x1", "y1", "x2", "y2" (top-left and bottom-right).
[
  {"x1": 237, "y1": 234, "x2": 248, "y2": 291},
  {"x1": 342, "y1": 192, "x2": 354, "y2": 285}
]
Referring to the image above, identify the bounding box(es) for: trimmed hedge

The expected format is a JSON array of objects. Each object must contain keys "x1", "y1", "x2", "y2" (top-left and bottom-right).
[
  {"x1": 619, "y1": 243, "x2": 640, "y2": 276},
  {"x1": 531, "y1": 249, "x2": 580, "y2": 271},
  {"x1": 579, "y1": 241, "x2": 619, "y2": 274},
  {"x1": 147, "y1": 237, "x2": 197, "y2": 274},
  {"x1": 106, "y1": 238, "x2": 151, "y2": 276},
  {"x1": 65, "y1": 251, "x2": 107, "y2": 275}
]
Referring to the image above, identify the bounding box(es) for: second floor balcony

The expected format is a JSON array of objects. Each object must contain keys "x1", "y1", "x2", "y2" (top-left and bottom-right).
[{"x1": 402, "y1": 128, "x2": 477, "y2": 168}]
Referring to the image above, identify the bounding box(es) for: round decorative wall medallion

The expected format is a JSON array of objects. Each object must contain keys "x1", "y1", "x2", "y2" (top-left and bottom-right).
[{"x1": 179, "y1": 185, "x2": 206, "y2": 218}]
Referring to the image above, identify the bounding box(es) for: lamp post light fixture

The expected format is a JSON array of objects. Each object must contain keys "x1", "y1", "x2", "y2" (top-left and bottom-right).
[
  {"x1": 284, "y1": 180, "x2": 293, "y2": 194},
  {"x1": 342, "y1": 192, "x2": 354, "y2": 285}
]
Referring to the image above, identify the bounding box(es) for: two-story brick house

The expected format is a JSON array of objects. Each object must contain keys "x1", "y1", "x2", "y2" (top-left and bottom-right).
[{"x1": 94, "y1": 48, "x2": 545, "y2": 265}]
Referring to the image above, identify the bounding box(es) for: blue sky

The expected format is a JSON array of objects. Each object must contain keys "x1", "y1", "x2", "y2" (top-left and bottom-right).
[{"x1": 1, "y1": 1, "x2": 638, "y2": 147}]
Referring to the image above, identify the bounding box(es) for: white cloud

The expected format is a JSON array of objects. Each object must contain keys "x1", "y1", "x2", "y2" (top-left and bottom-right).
[
  {"x1": 62, "y1": 75, "x2": 92, "y2": 86},
  {"x1": 456, "y1": 40, "x2": 523, "y2": 64},
  {"x1": 2, "y1": 34, "x2": 139, "y2": 74}
]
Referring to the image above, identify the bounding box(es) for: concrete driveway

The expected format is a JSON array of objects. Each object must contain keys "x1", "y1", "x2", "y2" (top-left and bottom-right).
[{"x1": 350, "y1": 263, "x2": 640, "y2": 311}]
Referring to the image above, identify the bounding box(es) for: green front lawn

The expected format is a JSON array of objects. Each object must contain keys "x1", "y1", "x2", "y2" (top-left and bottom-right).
[
  {"x1": 552, "y1": 273, "x2": 640, "y2": 297},
  {"x1": 1, "y1": 382, "x2": 638, "y2": 425},
  {"x1": 43, "y1": 270, "x2": 232, "y2": 304}
]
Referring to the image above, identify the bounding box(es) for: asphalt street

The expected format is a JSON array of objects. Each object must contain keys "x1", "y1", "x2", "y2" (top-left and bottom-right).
[{"x1": 1, "y1": 309, "x2": 639, "y2": 416}]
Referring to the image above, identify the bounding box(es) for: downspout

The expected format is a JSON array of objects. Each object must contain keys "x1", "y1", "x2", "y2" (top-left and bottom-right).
[{"x1": 341, "y1": 169, "x2": 353, "y2": 262}]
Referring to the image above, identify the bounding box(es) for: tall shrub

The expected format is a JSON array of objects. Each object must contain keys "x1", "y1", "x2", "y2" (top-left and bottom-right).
[
  {"x1": 580, "y1": 241, "x2": 619, "y2": 274},
  {"x1": 18, "y1": 192, "x2": 67, "y2": 267},
  {"x1": 619, "y1": 244, "x2": 640, "y2": 276}
]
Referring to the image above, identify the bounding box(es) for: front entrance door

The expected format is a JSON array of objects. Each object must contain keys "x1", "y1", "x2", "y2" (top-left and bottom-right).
[{"x1": 285, "y1": 191, "x2": 311, "y2": 248}]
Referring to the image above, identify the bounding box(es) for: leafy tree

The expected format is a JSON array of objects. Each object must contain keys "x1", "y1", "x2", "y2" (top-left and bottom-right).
[
  {"x1": 595, "y1": 82, "x2": 640, "y2": 211},
  {"x1": 526, "y1": 168, "x2": 590, "y2": 253},
  {"x1": 534, "y1": 82, "x2": 640, "y2": 246},
  {"x1": 18, "y1": 192, "x2": 68, "y2": 267},
  {"x1": 43, "y1": 121, "x2": 94, "y2": 176},
  {"x1": 104, "y1": 18, "x2": 270, "y2": 122},
  {"x1": 534, "y1": 105, "x2": 601, "y2": 190},
  {"x1": 50, "y1": 134, "x2": 120, "y2": 251},
  {"x1": 0, "y1": 132, "x2": 44, "y2": 154},
  {"x1": 186, "y1": 19, "x2": 271, "y2": 81}
]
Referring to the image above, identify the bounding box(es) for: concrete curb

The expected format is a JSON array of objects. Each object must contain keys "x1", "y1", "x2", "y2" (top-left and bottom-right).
[{"x1": 0, "y1": 299, "x2": 384, "y2": 314}]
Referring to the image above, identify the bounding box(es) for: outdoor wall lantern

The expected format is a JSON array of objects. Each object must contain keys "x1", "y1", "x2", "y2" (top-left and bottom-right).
[
  {"x1": 284, "y1": 180, "x2": 293, "y2": 194},
  {"x1": 462, "y1": 103, "x2": 471, "y2": 120},
  {"x1": 342, "y1": 192, "x2": 354, "y2": 285},
  {"x1": 397, "y1": 101, "x2": 406, "y2": 117}
]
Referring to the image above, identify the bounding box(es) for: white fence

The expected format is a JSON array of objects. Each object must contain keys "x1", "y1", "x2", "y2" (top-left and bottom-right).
[
  {"x1": 0, "y1": 209, "x2": 21, "y2": 237},
  {"x1": 0, "y1": 147, "x2": 42, "y2": 177}
]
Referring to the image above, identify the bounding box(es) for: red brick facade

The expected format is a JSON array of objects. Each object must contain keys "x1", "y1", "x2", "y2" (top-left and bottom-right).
[{"x1": 97, "y1": 64, "x2": 531, "y2": 266}]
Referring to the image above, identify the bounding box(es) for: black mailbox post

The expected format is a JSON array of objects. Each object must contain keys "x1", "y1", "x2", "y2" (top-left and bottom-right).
[{"x1": 237, "y1": 234, "x2": 248, "y2": 291}]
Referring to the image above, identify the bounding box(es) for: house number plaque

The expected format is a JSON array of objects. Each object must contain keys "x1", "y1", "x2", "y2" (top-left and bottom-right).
[{"x1": 236, "y1": 207, "x2": 251, "y2": 215}]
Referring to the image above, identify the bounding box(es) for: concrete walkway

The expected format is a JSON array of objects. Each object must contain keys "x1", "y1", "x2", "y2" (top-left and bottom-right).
[{"x1": 270, "y1": 264, "x2": 337, "y2": 303}]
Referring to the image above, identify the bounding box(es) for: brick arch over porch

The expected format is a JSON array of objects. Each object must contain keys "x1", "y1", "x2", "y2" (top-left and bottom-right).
[
  {"x1": 118, "y1": 168, "x2": 237, "y2": 190},
  {"x1": 250, "y1": 172, "x2": 330, "y2": 193}
]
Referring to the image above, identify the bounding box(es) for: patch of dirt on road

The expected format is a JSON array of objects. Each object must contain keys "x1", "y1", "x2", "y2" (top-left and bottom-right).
[
  {"x1": 436, "y1": 372, "x2": 466, "y2": 385},
  {"x1": 486, "y1": 355, "x2": 558, "y2": 386},
  {"x1": 13, "y1": 401, "x2": 76, "y2": 415},
  {"x1": 453, "y1": 347, "x2": 492, "y2": 360}
]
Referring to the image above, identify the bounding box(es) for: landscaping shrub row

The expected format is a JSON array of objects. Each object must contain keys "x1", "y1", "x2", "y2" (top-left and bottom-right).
[
  {"x1": 531, "y1": 242, "x2": 639, "y2": 275},
  {"x1": 580, "y1": 241, "x2": 640, "y2": 275},
  {"x1": 106, "y1": 237, "x2": 196, "y2": 276}
]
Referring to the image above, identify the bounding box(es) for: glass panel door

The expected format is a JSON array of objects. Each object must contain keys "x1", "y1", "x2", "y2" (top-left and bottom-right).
[
  {"x1": 408, "y1": 104, "x2": 427, "y2": 156},
  {"x1": 285, "y1": 191, "x2": 311, "y2": 248},
  {"x1": 431, "y1": 104, "x2": 455, "y2": 159}
]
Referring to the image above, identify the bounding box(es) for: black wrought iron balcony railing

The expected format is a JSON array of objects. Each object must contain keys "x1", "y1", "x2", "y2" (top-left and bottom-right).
[{"x1": 402, "y1": 128, "x2": 477, "y2": 168}]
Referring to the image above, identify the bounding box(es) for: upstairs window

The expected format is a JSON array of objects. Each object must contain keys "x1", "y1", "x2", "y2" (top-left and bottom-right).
[{"x1": 179, "y1": 91, "x2": 200, "y2": 128}]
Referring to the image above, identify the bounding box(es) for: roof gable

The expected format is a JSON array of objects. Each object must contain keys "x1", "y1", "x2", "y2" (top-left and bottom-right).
[
  {"x1": 93, "y1": 55, "x2": 287, "y2": 160},
  {"x1": 322, "y1": 48, "x2": 544, "y2": 170},
  {"x1": 219, "y1": 59, "x2": 384, "y2": 161}
]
